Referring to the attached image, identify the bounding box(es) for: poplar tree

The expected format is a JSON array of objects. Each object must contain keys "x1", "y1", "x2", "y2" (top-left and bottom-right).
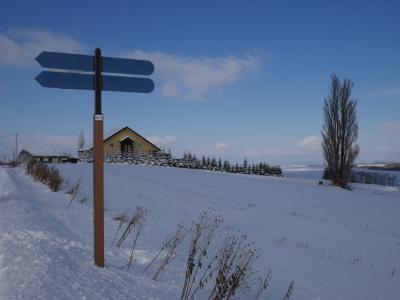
[{"x1": 322, "y1": 74, "x2": 359, "y2": 188}]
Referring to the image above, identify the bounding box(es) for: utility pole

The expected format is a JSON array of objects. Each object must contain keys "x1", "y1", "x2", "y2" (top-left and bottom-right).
[{"x1": 15, "y1": 134, "x2": 18, "y2": 160}]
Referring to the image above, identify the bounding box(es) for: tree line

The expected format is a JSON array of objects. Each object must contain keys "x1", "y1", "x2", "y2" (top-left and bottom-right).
[
  {"x1": 81, "y1": 149, "x2": 283, "y2": 177},
  {"x1": 180, "y1": 151, "x2": 282, "y2": 176}
]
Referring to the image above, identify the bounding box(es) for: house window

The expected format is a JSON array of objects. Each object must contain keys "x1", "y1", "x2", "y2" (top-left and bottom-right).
[{"x1": 109, "y1": 143, "x2": 114, "y2": 148}]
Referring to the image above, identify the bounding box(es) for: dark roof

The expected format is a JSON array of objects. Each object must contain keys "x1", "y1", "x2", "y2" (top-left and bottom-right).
[{"x1": 33, "y1": 155, "x2": 70, "y2": 158}]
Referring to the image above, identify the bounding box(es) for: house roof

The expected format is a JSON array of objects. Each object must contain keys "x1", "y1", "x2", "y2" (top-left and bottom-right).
[
  {"x1": 33, "y1": 154, "x2": 70, "y2": 158},
  {"x1": 79, "y1": 126, "x2": 161, "y2": 151}
]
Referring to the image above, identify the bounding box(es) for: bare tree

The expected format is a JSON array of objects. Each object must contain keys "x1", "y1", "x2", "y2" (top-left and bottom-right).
[
  {"x1": 322, "y1": 74, "x2": 359, "y2": 188},
  {"x1": 78, "y1": 130, "x2": 85, "y2": 150}
]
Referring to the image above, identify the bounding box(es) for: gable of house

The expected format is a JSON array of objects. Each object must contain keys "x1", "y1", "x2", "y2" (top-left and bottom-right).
[{"x1": 103, "y1": 127, "x2": 160, "y2": 155}]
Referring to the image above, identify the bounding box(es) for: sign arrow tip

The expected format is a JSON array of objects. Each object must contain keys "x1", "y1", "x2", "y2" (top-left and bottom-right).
[
  {"x1": 34, "y1": 72, "x2": 45, "y2": 86},
  {"x1": 35, "y1": 52, "x2": 43, "y2": 64}
]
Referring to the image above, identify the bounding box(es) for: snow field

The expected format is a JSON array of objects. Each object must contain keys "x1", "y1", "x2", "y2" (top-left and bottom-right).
[
  {"x1": 58, "y1": 164, "x2": 400, "y2": 299},
  {"x1": 1, "y1": 164, "x2": 399, "y2": 299}
]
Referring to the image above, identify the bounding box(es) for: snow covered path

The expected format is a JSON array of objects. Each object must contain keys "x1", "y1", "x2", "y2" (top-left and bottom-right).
[{"x1": 0, "y1": 167, "x2": 177, "y2": 300}]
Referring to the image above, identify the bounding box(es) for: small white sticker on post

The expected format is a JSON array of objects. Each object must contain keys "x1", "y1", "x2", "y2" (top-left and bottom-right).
[{"x1": 94, "y1": 114, "x2": 103, "y2": 121}]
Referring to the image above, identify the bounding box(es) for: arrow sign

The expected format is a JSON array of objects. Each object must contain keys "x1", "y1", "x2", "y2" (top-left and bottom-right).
[
  {"x1": 103, "y1": 57, "x2": 154, "y2": 76},
  {"x1": 36, "y1": 52, "x2": 93, "y2": 72},
  {"x1": 35, "y1": 71, "x2": 154, "y2": 93},
  {"x1": 103, "y1": 74, "x2": 154, "y2": 93},
  {"x1": 36, "y1": 51, "x2": 154, "y2": 75},
  {"x1": 35, "y1": 71, "x2": 93, "y2": 90}
]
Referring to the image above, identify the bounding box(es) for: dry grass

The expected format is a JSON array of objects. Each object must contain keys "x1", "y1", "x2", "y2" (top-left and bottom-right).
[
  {"x1": 143, "y1": 223, "x2": 187, "y2": 281},
  {"x1": 114, "y1": 206, "x2": 149, "y2": 271},
  {"x1": 66, "y1": 178, "x2": 82, "y2": 207},
  {"x1": 25, "y1": 158, "x2": 62, "y2": 192},
  {"x1": 283, "y1": 281, "x2": 295, "y2": 300},
  {"x1": 207, "y1": 235, "x2": 256, "y2": 300},
  {"x1": 181, "y1": 210, "x2": 223, "y2": 300}
]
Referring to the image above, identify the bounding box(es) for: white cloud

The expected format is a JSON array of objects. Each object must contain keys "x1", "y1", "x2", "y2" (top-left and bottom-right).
[
  {"x1": 146, "y1": 135, "x2": 177, "y2": 148},
  {"x1": 215, "y1": 142, "x2": 231, "y2": 151},
  {"x1": 297, "y1": 135, "x2": 321, "y2": 151},
  {"x1": 122, "y1": 50, "x2": 261, "y2": 101},
  {"x1": 379, "y1": 122, "x2": 400, "y2": 135},
  {"x1": 0, "y1": 28, "x2": 85, "y2": 68}
]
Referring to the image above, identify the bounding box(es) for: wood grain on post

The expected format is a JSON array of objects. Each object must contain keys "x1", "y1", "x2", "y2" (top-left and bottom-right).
[
  {"x1": 93, "y1": 114, "x2": 104, "y2": 267},
  {"x1": 93, "y1": 48, "x2": 104, "y2": 268}
]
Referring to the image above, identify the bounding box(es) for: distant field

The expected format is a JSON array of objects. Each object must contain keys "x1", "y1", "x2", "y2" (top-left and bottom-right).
[
  {"x1": 282, "y1": 165, "x2": 324, "y2": 180},
  {"x1": 282, "y1": 165, "x2": 400, "y2": 186}
]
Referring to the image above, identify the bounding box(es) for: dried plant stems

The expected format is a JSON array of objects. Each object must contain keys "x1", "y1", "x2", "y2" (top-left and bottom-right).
[
  {"x1": 181, "y1": 211, "x2": 223, "y2": 300},
  {"x1": 115, "y1": 206, "x2": 147, "y2": 248},
  {"x1": 208, "y1": 235, "x2": 256, "y2": 300},
  {"x1": 254, "y1": 270, "x2": 272, "y2": 299},
  {"x1": 150, "y1": 224, "x2": 187, "y2": 280},
  {"x1": 67, "y1": 177, "x2": 81, "y2": 208},
  {"x1": 127, "y1": 220, "x2": 145, "y2": 271},
  {"x1": 283, "y1": 281, "x2": 295, "y2": 300},
  {"x1": 113, "y1": 206, "x2": 148, "y2": 271},
  {"x1": 112, "y1": 212, "x2": 128, "y2": 245}
]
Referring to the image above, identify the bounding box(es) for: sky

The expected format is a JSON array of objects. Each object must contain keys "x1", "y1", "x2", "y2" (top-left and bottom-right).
[{"x1": 0, "y1": 0, "x2": 399, "y2": 164}]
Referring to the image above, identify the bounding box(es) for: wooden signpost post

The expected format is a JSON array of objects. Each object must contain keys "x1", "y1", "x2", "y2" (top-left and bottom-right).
[{"x1": 35, "y1": 48, "x2": 154, "y2": 267}]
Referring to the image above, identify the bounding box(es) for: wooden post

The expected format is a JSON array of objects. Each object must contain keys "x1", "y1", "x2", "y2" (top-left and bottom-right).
[{"x1": 93, "y1": 47, "x2": 104, "y2": 268}]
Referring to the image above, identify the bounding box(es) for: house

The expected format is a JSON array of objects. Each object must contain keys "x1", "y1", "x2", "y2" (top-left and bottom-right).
[
  {"x1": 78, "y1": 126, "x2": 160, "y2": 159},
  {"x1": 33, "y1": 154, "x2": 78, "y2": 164}
]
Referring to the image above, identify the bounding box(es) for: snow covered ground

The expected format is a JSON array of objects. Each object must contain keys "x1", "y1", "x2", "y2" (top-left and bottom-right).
[{"x1": 1, "y1": 164, "x2": 400, "y2": 299}]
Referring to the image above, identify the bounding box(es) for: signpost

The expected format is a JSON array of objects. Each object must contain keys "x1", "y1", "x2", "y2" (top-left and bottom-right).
[{"x1": 35, "y1": 48, "x2": 154, "y2": 268}]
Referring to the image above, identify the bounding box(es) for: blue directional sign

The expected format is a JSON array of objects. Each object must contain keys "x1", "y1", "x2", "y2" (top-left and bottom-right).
[
  {"x1": 103, "y1": 57, "x2": 154, "y2": 76},
  {"x1": 36, "y1": 51, "x2": 154, "y2": 75},
  {"x1": 35, "y1": 51, "x2": 155, "y2": 93},
  {"x1": 35, "y1": 71, "x2": 154, "y2": 93},
  {"x1": 103, "y1": 75, "x2": 154, "y2": 93},
  {"x1": 36, "y1": 71, "x2": 92, "y2": 90},
  {"x1": 36, "y1": 52, "x2": 93, "y2": 72}
]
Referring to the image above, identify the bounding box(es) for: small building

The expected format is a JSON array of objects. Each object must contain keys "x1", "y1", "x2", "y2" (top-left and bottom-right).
[
  {"x1": 33, "y1": 154, "x2": 77, "y2": 164},
  {"x1": 78, "y1": 126, "x2": 160, "y2": 159}
]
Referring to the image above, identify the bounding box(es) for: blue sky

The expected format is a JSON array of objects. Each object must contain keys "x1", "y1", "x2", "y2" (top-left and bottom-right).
[{"x1": 0, "y1": 0, "x2": 399, "y2": 164}]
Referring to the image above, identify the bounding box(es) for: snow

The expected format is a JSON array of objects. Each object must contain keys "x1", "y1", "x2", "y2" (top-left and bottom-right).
[
  {"x1": 0, "y1": 167, "x2": 177, "y2": 300},
  {"x1": 1, "y1": 164, "x2": 400, "y2": 299}
]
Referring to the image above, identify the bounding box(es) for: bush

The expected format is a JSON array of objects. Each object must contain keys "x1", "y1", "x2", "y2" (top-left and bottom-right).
[
  {"x1": 8, "y1": 160, "x2": 19, "y2": 168},
  {"x1": 48, "y1": 166, "x2": 62, "y2": 192},
  {"x1": 25, "y1": 157, "x2": 63, "y2": 192}
]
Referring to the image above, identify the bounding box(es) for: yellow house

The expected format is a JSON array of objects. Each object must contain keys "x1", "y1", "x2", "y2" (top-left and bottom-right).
[{"x1": 78, "y1": 126, "x2": 160, "y2": 159}]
